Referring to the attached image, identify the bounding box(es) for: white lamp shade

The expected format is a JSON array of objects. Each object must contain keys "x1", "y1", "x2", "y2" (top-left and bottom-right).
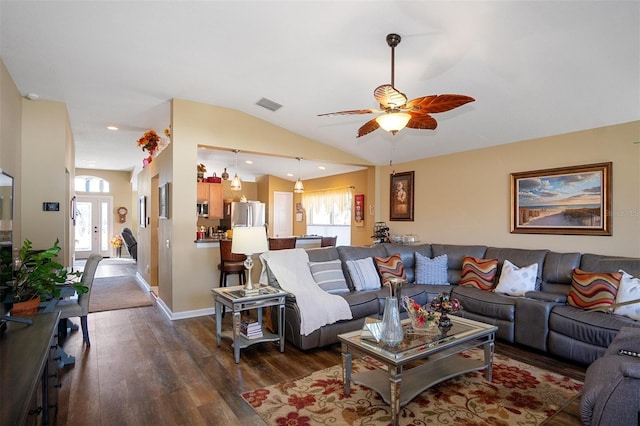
[
  {"x1": 293, "y1": 178, "x2": 304, "y2": 193},
  {"x1": 231, "y1": 226, "x2": 268, "y2": 255},
  {"x1": 230, "y1": 174, "x2": 242, "y2": 191},
  {"x1": 375, "y1": 112, "x2": 411, "y2": 133}
]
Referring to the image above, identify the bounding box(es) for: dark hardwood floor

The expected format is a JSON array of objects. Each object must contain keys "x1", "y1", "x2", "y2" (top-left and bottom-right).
[{"x1": 56, "y1": 301, "x2": 585, "y2": 425}]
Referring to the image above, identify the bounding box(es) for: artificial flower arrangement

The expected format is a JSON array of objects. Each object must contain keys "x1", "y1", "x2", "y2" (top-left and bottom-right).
[
  {"x1": 401, "y1": 296, "x2": 436, "y2": 330},
  {"x1": 110, "y1": 235, "x2": 124, "y2": 248},
  {"x1": 137, "y1": 127, "x2": 171, "y2": 167},
  {"x1": 197, "y1": 163, "x2": 207, "y2": 174}
]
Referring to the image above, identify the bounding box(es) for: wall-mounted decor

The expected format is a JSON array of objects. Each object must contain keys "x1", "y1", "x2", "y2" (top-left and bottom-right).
[
  {"x1": 159, "y1": 183, "x2": 169, "y2": 219},
  {"x1": 511, "y1": 162, "x2": 612, "y2": 235},
  {"x1": 390, "y1": 171, "x2": 414, "y2": 221},
  {"x1": 354, "y1": 194, "x2": 364, "y2": 227},
  {"x1": 139, "y1": 196, "x2": 147, "y2": 228}
]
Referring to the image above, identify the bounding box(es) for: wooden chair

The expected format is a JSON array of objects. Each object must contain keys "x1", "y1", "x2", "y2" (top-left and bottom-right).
[
  {"x1": 268, "y1": 237, "x2": 297, "y2": 250},
  {"x1": 321, "y1": 236, "x2": 337, "y2": 247},
  {"x1": 56, "y1": 253, "x2": 103, "y2": 346},
  {"x1": 218, "y1": 240, "x2": 246, "y2": 287}
]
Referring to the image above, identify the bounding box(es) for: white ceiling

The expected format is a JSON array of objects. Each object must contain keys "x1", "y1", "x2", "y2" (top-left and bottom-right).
[{"x1": 1, "y1": 1, "x2": 639, "y2": 179}]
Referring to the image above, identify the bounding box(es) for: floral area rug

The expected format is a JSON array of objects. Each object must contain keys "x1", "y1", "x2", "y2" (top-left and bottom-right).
[{"x1": 241, "y1": 349, "x2": 582, "y2": 425}]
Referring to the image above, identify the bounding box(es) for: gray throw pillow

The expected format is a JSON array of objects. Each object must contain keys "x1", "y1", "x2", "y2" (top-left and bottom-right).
[
  {"x1": 345, "y1": 258, "x2": 381, "y2": 291},
  {"x1": 415, "y1": 252, "x2": 449, "y2": 285},
  {"x1": 308, "y1": 259, "x2": 350, "y2": 294}
]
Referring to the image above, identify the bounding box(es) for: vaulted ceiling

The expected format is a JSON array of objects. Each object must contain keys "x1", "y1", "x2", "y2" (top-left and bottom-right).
[{"x1": 1, "y1": 1, "x2": 638, "y2": 179}]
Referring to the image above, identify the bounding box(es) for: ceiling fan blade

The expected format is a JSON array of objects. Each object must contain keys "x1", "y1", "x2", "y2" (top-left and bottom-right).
[
  {"x1": 357, "y1": 118, "x2": 380, "y2": 138},
  {"x1": 374, "y1": 85, "x2": 408, "y2": 109},
  {"x1": 406, "y1": 114, "x2": 438, "y2": 130},
  {"x1": 318, "y1": 108, "x2": 379, "y2": 116},
  {"x1": 406, "y1": 94, "x2": 475, "y2": 113}
]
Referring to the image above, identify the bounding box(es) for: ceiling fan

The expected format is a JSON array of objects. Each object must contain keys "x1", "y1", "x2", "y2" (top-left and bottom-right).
[{"x1": 319, "y1": 33, "x2": 475, "y2": 137}]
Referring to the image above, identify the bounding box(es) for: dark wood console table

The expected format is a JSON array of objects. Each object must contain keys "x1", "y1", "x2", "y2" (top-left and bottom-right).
[{"x1": 0, "y1": 311, "x2": 61, "y2": 425}]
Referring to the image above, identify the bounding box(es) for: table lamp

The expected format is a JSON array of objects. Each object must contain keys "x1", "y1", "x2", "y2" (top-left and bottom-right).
[{"x1": 231, "y1": 226, "x2": 268, "y2": 295}]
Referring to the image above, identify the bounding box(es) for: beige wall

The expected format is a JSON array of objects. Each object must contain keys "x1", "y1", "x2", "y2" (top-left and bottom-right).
[
  {"x1": 20, "y1": 99, "x2": 75, "y2": 264},
  {"x1": 379, "y1": 121, "x2": 640, "y2": 257}
]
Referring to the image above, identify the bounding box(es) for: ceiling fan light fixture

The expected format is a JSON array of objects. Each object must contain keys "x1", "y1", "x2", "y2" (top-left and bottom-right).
[{"x1": 376, "y1": 112, "x2": 411, "y2": 134}]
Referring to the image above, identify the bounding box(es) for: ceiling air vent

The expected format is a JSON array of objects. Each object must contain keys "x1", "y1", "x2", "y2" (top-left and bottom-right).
[{"x1": 256, "y1": 97, "x2": 283, "y2": 112}]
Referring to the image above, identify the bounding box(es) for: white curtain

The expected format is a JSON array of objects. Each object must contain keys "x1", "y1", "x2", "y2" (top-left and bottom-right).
[{"x1": 302, "y1": 187, "x2": 352, "y2": 225}]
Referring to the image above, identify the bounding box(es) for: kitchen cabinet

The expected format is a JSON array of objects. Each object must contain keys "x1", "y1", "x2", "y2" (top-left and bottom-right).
[{"x1": 197, "y1": 182, "x2": 223, "y2": 219}]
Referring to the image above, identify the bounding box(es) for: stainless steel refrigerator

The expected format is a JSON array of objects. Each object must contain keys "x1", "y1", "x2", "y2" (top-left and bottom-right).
[{"x1": 231, "y1": 201, "x2": 265, "y2": 227}]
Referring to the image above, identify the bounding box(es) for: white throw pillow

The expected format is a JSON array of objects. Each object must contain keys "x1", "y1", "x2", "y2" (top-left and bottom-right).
[
  {"x1": 494, "y1": 259, "x2": 538, "y2": 296},
  {"x1": 614, "y1": 269, "x2": 640, "y2": 321},
  {"x1": 415, "y1": 252, "x2": 449, "y2": 285},
  {"x1": 308, "y1": 259, "x2": 350, "y2": 295},
  {"x1": 346, "y1": 258, "x2": 381, "y2": 291}
]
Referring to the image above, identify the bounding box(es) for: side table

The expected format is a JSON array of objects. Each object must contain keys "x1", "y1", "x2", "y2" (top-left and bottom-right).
[{"x1": 212, "y1": 285, "x2": 288, "y2": 363}]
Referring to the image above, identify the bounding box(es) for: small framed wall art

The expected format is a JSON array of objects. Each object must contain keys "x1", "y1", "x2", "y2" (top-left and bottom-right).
[
  {"x1": 390, "y1": 171, "x2": 414, "y2": 221},
  {"x1": 159, "y1": 183, "x2": 169, "y2": 219}
]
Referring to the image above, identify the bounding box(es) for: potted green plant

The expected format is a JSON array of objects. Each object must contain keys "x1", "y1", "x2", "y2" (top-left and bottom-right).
[{"x1": 5, "y1": 239, "x2": 87, "y2": 315}]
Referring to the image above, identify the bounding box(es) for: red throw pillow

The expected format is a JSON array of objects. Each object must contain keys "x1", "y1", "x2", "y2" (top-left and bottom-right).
[
  {"x1": 374, "y1": 254, "x2": 406, "y2": 286},
  {"x1": 459, "y1": 256, "x2": 498, "y2": 291},
  {"x1": 567, "y1": 269, "x2": 621, "y2": 311}
]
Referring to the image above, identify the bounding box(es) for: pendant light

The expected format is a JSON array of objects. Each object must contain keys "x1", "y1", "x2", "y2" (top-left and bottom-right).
[
  {"x1": 230, "y1": 149, "x2": 242, "y2": 191},
  {"x1": 293, "y1": 157, "x2": 304, "y2": 193}
]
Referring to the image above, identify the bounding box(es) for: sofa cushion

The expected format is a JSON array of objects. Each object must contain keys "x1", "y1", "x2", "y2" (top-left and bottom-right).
[
  {"x1": 308, "y1": 259, "x2": 350, "y2": 295},
  {"x1": 415, "y1": 253, "x2": 448, "y2": 285},
  {"x1": 580, "y1": 254, "x2": 640, "y2": 277},
  {"x1": 340, "y1": 291, "x2": 380, "y2": 319},
  {"x1": 542, "y1": 251, "x2": 581, "y2": 286},
  {"x1": 567, "y1": 269, "x2": 621, "y2": 311},
  {"x1": 549, "y1": 305, "x2": 640, "y2": 349},
  {"x1": 485, "y1": 247, "x2": 548, "y2": 290},
  {"x1": 459, "y1": 256, "x2": 498, "y2": 290},
  {"x1": 431, "y1": 244, "x2": 487, "y2": 284},
  {"x1": 494, "y1": 259, "x2": 538, "y2": 296},
  {"x1": 306, "y1": 246, "x2": 340, "y2": 263},
  {"x1": 345, "y1": 257, "x2": 381, "y2": 291},
  {"x1": 451, "y1": 286, "x2": 516, "y2": 322},
  {"x1": 374, "y1": 253, "x2": 406, "y2": 285},
  {"x1": 614, "y1": 270, "x2": 640, "y2": 320}
]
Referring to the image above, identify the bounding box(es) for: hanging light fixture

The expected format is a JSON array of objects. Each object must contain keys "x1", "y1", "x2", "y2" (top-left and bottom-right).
[
  {"x1": 375, "y1": 111, "x2": 411, "y2": 134},
  {"x1": 293, "y1": 157, "x2": 304, "y2": 193},
  {"x1": 230, "y1": 149, "x2": 242, "y2": 191}
]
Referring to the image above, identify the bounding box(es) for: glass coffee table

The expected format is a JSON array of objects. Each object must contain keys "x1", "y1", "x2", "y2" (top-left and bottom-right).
[{"x1": 338, "y1": 316, "x2": 497, "y2": 426}]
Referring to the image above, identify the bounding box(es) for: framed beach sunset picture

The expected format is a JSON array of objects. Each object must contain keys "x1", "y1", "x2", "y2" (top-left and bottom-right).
[{"x1": 511, "y1": 162, "x2": 612, "y2": 235}]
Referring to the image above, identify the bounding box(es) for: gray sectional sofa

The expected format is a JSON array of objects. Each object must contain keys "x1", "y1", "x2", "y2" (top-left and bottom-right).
[{"x1": 264, "y1": 242, "x2": 640, "y2": 365}]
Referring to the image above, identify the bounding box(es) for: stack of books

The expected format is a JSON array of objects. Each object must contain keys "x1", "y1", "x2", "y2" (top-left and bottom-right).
[{"x1": 240, "y1": 320, "x2": 263, "y2": 339}]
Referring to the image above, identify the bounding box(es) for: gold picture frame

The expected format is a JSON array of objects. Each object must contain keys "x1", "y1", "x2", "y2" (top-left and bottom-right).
[{"x1": 511, "y1": 162, "x2": 612, "y2": 235}]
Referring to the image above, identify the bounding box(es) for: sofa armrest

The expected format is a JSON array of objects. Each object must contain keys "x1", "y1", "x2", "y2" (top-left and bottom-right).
[
  {"x1": 620, "y1": 361, "x2": 640, "y2": 379},
  {"x1": 524, "y1": 291, "x2": 567, "y2": 303}
]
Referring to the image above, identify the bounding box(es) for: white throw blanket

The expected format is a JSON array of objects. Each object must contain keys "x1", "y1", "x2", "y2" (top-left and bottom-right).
[{"x1": 260, "y1": 249, "x2": 352, "y2": 336}]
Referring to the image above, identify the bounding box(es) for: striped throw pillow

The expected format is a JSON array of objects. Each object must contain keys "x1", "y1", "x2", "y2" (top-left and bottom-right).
[
  {"x1": 459, "y1": 256, "x2": 498, "y2": 290},
  {"x1": 346, "y1": 258, "x2": 381, "y2": 291},
  {"x1": 415, "y1": 252, "x2": 449, "y2": 285},
  {"x1": 308, "y1": 259, "x2": 350, "y2": 295},
  {"x1": 374, "y1": 254, "x2": 406, "y2": 286},
  {"x1": 567, "y1": 269, "x2": 621, "y2": 311}
]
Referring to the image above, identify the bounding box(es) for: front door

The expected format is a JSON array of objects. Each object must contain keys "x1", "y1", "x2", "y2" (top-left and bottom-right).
[{"x1": 74, "y1": 195, "x2": 112, "y2": 259}]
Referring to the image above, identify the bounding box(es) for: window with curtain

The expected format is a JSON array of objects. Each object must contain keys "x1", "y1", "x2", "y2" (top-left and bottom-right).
[{"x1": 302, "y1": 187, "x2": 352, "y2": 226}]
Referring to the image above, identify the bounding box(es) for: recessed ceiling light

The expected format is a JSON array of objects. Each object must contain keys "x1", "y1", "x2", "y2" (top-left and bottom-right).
[
  {"x1": 107, "y1": 126, "x2": 118, "y2": 131},
  {"x1": 286, "y1": 173, "x2": 294, "y2": 177},
  {"x1": 25, "y1": 93, "x2": 39, "y2": 100},
  {"x1": 245, "y1": 160, "x2": 253, "y2": 165},
  {"x1": 318, "y1": 166, "x2": 326, "y2": 170}
]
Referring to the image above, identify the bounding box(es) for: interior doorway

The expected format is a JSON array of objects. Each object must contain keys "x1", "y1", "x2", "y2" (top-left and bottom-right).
[
  {"x1": 272, "y1": 191, "x2": 293, "y2": 237},
  {"x1": 74, "y1": 195, "x2": 113, "y2": 259}
]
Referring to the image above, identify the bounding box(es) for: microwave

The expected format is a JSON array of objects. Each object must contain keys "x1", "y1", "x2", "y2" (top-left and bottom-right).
[{"x1": 197, "y1": 201, "x2": 209, "y2": 218}]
